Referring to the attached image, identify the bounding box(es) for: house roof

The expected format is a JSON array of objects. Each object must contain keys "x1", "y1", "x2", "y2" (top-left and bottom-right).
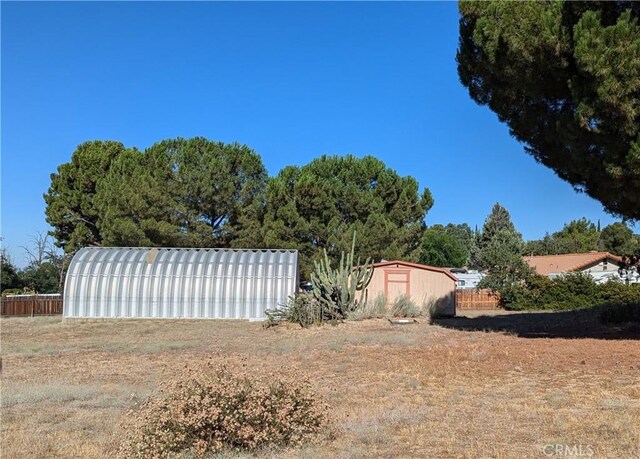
[
  {"x1": 523, "y1": 252, "x2": 622, "y2": 276},
  {"x1": 372, "y1": 260, "x2": 458, "y2": 281}
]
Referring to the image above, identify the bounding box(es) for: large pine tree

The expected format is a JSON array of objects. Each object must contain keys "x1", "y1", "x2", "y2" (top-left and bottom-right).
[
  {"x1": 458, "y1": 1, "x2": 640, "y2": 219},
  {"x1": 262, "y1": 155, "x2": 433, "y2": 277},
  {"x1": 45, "y1": 138, "x2": 268, "y2": 253}
]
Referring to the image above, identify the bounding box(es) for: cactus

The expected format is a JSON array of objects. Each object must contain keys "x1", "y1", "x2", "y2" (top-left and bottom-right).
[{"x1": 311, "y1": 232, "x2": 374, "y2": 321}]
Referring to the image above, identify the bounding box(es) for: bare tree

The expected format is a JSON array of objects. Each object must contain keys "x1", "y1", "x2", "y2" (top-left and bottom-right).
[
  {"x1": 20, "y1": 231, "x2": 55, "y2": 266},
  {"x1": 20, "y1": 232, "x2": 67, "y2": 293}
]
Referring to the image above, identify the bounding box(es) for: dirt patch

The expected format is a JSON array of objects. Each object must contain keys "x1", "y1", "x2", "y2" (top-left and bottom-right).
[{"x1": 1, "y1": 314, "x2": 639, "y2": 458}]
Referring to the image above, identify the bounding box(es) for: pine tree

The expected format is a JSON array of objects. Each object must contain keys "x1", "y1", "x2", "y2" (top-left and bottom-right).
[
  {"x1": 458, "y1": 2, "x2": 640, "y2": 219},
  {"x1": 476, "y1": 203, "x2": 531, "y2": 290},
  {"x1": 262, "y1": 155, "x2": 433, "y2": 277}
]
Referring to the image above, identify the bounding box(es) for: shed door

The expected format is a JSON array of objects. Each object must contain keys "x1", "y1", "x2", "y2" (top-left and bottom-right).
[{"x1": 384, "y1": 269, "x2": 410, "y2": 303}]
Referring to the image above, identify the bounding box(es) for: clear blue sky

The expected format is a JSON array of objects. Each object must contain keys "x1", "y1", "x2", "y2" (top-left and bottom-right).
[{"x1": 1, "y1": 2, "x2": 627, "y2": 267}]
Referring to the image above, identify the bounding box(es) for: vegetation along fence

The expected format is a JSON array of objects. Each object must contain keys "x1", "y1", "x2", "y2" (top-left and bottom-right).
[
  {"x1": 1, "y1": 294, "x2": 63, "y2": 316},
  {"x1": 456, "y1": 289, "x2": 501, "y2": 310}
]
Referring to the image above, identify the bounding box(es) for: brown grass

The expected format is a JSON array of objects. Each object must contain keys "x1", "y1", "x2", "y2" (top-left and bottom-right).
[{"x1": 1, "y1": 312, "x2": 639, "y2": 458}]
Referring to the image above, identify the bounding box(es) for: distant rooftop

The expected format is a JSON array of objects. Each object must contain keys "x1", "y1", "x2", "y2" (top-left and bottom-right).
[{"x1": 523, "y1": 252, "x2": 622, "y2": 276}]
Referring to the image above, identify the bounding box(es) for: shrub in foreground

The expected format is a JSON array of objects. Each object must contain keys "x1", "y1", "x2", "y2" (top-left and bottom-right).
[{"x1": 118, "y1": 358, "x2": 333, "y2": 459}]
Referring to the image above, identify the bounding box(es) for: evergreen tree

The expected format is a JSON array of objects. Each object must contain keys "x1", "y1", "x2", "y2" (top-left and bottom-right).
[
  {"x1": 46, "y1": 138, "x2": 268, "y2": 252},
  {"x1": 552, "y1": 218, "x2": 600, "y2": 253},
  {"x1": 476, "y1": 203, "x2": 531, "y2": 289},
  {"x1": 1, "y1": 251, "x2": 22, "y2": 292},
  {"x1": 262, "y1": 155, "x2": 433, "y2": 277},
  {"x1": 44, "y1": 141, "x2": 128, "y2": 253},
  {"x1": 524, "y1": 233, "x2": 558, "y2": 256},
  {"x1": 95, "y1": 146, "x2": 183, "y2": 247},
  {"x1": 458, "y1": 1, "x2": 640, "y2": 219},
  {"x1": 479, "y1": 203, "x2": 518, "y2": 247},
  {"x1": 599, "y1": 222, "x2": 638, "y2": 256},
  {"x1": 525, "y1": 219, "x2": 605, "y2": 255}
]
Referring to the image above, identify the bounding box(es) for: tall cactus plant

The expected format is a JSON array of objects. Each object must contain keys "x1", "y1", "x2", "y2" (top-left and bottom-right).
[{"x1": 311, "y1": 232, "x2": 374, "y2": 321}]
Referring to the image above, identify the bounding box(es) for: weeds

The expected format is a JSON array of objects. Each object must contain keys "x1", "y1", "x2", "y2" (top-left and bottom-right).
[
  {"x1": 348, "y1": 294, "x2": 387, "y2": 320},
  {"x1": 1, "y1": 383, "x2": 100, "y2": 408}
]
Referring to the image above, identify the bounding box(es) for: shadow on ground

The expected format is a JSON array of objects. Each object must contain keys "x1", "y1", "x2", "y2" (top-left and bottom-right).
[{"x1": 434, "y1": 309, "x2": 640, "y2": 340}]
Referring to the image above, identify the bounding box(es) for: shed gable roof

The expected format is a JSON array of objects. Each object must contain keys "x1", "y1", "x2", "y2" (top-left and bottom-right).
[
  {"x1": 523, "y1": 252, "x2": 622, "y2": 276},
  {"x1": 372, "y1": 260, "x2": 458, "y2": 281}
]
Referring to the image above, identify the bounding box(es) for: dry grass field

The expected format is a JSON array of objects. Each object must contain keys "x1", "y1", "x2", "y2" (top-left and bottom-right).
[{"x1": 1, "y1": 311, "x2": 639, "y2": 459}]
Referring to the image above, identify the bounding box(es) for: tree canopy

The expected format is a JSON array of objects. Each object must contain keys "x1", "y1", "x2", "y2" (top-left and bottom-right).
[
  {"x1": 524, "y1": 219, "x2": 640, "y2": 256},
  {"x1": 419, "y1": 224, "x2": 472, "y2": 268},
  {"x1": 262, "y1": 155, "x2": 433, "y2": 276},
  {"x1": 1, "y1": 234, "x2": 63, "y2": 294},
  {"x1": 552, "y1": 218, "x2": 601, "y2": 253},
  {"x1": 458, "y1": 1, "x2": 640, "y2": 219},
  {"x1": 44, "y1": 142, "x2": 433, "y2": 279},
  {"x1": 44, "y1": 141, "x2": 128, "y2": 253},
  {"x1": 476, "y1": 203, "x2": 532, "y2": 289},
  {"x1": 1, "y1": 251, "x2": 22, "y2": 293},
  {"x1": 600, "y1": 222, "x2": 639, "y2": 256},
  {"x1": 45, "y1": 138, "x2": 267, "y2": 253}
]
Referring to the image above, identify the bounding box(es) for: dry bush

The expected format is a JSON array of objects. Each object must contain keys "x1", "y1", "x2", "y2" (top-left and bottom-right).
[
  {"x1": 348, "y1": 293, "x2": 387, "y2": 320},
  {"x1": 117, "y1": 357, "x2": 333, "y2": 459},
  {"x1": 391, "y1": 295, "x2": 421, "y2": 318}
]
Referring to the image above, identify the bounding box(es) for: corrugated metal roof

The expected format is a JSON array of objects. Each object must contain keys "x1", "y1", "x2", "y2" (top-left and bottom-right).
[{"x1": 63, "y1": 247, "x2": 299, "y2": 319}]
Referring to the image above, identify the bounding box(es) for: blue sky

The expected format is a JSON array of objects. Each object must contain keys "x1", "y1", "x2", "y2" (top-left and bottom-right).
[{"x1": 1, "y1": 2, "x2": 627, "y2": 267}]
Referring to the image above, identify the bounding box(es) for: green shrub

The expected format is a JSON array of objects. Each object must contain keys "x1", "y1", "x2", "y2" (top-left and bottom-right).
[
  {"x1": 118, "y1": 358, "x2": 333, "y2": 459},
  {"x1": 265, "y1": 293, "x2": 323, "y2": 328},
  {"x1": 502, "y1": 273, "x2": 602, "y2": 310},
  {"x1": 598, "y1": 283, "x2": 640, "y2": 323},
  {"x1": 1, "y1": 287, "x2": 37, "y2": 296},
  {"x1": 500, "y1": 272, "x2": 640, "y2": 319},
  {"x1": 596, "y1": 281, "x2": 640, "y2": 304}
]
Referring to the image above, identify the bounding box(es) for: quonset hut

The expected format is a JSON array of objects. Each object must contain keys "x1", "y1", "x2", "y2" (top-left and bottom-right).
[{"x1": 63, "y1": 247, "x2": 299, "y2": 320}]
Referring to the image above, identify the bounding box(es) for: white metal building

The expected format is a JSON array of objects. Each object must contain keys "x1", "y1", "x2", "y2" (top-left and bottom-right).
[{"x1": 63, "y1": 247, "x2": 299, "y2": 320}]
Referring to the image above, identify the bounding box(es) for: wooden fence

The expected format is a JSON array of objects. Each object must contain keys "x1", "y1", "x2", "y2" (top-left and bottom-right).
[
  {"x1": 1, "y1": 294, "x2": 63, "y2": 316},
  {"x1": 455, "y1": 289, "x2": 501, "y2": 310}
]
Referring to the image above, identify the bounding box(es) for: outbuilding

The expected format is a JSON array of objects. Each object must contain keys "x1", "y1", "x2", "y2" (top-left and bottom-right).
[
  {"x1": 63, "y1": 247, "x2": 299, "y2": 320},
  {"x1": 366, "y1": 260, "x2": 458, "y2": 316}
]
